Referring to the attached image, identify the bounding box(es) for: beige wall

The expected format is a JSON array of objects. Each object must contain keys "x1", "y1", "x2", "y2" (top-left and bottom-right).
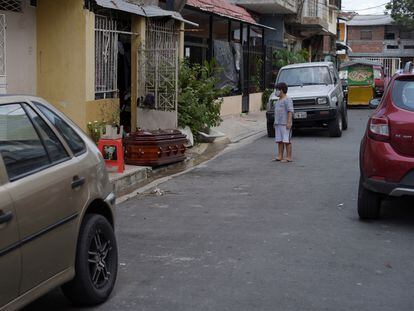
[
  {"x1": 137, "y1": 108, "x2": 177, "y2": 130},
  {"x1": 249, "y1": 92, "x2": 263, "y2": 113},
  {"x1": 220, "y1": 95, "x2": 242, "y2": 116},
  {"x1": 3, "y1": 0, "x2": 36, "y2": 94},
  {"x1": 37, "y1": 0, "x2": 88, "y2": 128}
]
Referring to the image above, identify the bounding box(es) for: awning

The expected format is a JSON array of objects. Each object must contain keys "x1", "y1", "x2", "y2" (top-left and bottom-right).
[
  {"x1": 186, "y1": 0, "x2": 276, "y2": 30},
  {"x1": 336, "y1": 41, "x2": 353, "y2": 52},
  {"x1": 95, "y1": 0, "x2": 199, "y2": 27}
]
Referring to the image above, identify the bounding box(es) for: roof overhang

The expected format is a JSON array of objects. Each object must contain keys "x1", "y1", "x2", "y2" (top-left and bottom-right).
[
  {"x1": 95, "y1": 0, "x2": 199, "y2": 27},
  {"x1": 185, "y1": 0, "x2": 276, "y2": 30},
  {"x1": 336, "y1": 41, "x2": 352, "y2": 52}
]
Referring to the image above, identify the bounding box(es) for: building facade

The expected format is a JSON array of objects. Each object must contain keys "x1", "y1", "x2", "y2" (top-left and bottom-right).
[
  {"x1": 347, "y1": 14, "x2": 414, "y2": 75},
  {"x1": 0, "y1": 0, "x2": 191, "y2": 132}
]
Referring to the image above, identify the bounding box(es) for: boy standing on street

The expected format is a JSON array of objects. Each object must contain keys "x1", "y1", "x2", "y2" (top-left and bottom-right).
[{"x1": 273, "y1": 82, "x2": 294, "y2": 162}]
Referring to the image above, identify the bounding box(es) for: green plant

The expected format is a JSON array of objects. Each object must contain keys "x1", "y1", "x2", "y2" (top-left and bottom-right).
[
  {"x1": 261, "y1": 88, "x2": 274, "y2": 111},
  {"x1": 87, "y1": 121, "x2": 106, "y2": 143},
  {"x1": 273, "y1": 49, "x2": 308, "y2": 69},
  {"x1": 178, "y1": 60, "x2": 230, "y2": 140},
  {"x1": 251, "y1": 56, "x2": 264, "y2": 92},
  {"x1": 386, "y1": 1, "x2": 414, "y2": 30}
]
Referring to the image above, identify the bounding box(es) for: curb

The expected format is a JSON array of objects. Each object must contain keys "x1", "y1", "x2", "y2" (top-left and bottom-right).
[{"x1": 111, "y1": 130, "x2": 264, "y2": 198}]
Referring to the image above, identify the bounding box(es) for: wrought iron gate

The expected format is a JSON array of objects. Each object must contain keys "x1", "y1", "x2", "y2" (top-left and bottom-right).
[{"x1": 137, "y1": 19, "x2": 178, "y2": 111}]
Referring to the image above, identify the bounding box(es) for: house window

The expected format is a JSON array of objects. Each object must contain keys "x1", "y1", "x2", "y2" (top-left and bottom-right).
[
  {"x1": 400, "y1": 31, "x2": 414, "y2": 40},
  {"x1": 385, "y1": 33, "x2": 395, "y2": 40},
  {"x1": 95, "y1": 15, "x2": 118, "y2": 99},
  {"x1": 404, "y1": 45, "x2": 414, "y2": 49},
  {"x1": 387, "y1": 45, "x2": 399, "y2": 49},
  {"x1": 360, "y1": 30, "x2": 372, "y2": 40},
  {"x1": 0, "y1": 0, "x2": 22, "y2": 12}
]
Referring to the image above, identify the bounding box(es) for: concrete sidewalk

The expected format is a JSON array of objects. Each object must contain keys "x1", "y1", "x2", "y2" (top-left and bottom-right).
[
  {"x1": 109, "y1": 111, "x2": 267, "y2": 196},
  {"x1": 214, "y1": 111, "x2": 266, "y2": 143}
]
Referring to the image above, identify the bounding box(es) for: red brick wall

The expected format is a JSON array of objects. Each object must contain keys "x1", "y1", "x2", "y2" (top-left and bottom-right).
[
  {"x1": 323, "y1": 35, "x2": 331, "y2": 53},
  {"x1": 348, "y1": 25, "x2": 385, "y2": 53}
]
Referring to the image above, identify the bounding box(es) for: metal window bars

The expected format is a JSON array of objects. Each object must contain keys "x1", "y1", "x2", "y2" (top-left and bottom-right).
[
  {"x1": 95, "y1": 15, "x2": 118, "y2": 99},
  {"x1": 0, "y1": 14, "x2": 5, "y2": 77},
  {"x1": 137, "y1": 19, "x2": 179, "y2": 111},
  {"x1": 0, "y1": 0, "x2": 22, "y2": 12}
]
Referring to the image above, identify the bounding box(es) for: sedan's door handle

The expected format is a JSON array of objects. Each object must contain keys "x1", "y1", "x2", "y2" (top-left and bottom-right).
[
  {"x1": 71, "y1": 176, "x2": 85, "y2": 189},
  {"x1": 0, "y1": 211, "x2": 13, "y2": 225}
]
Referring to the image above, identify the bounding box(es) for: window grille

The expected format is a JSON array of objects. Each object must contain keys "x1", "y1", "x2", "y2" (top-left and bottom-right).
[
  {"x1": 137, "y1": 20, "x2": 179, "y2": 111},
  {"x1": 0, "y1": 0, "x2": 22, "y2": 12},
  {"x1": 95, "y1": 15, "x2": 118, "y2": 99},
  {"x1": 308, "y1": 0, "x2": 318, "y2": 17},
  {"x1": 0, "y1": 14, "x2": 5, "y2": 77}
]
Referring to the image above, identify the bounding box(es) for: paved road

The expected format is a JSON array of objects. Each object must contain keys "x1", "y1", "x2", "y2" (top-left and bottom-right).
[{"x1": 26, "y1": 109, "x2": 414, "y2": 311}]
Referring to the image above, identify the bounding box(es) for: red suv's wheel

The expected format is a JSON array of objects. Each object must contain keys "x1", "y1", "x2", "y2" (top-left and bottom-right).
[{"x1": 358, "y1": 178, "x2": 381, "y2": 220}]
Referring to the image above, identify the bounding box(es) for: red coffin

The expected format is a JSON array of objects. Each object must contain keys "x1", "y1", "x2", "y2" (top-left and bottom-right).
[{"x1": 123, "y1": 129, "x2": 187, "y2": 167}]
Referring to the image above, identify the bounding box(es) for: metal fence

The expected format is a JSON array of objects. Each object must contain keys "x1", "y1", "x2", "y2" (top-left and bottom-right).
[
  {"x1": 95, "y1": 15, "x2": 118, "y2": 99},
  {"x1": 0, "y1": 0, "x2": 22, "y2": 12},
  {"x1": 137, "y1": 20, "x2": 178, "y2": 111},
  {"x1": 242, "y1": 45, "x2": 265, "y2": 94},
  {"x1": 0, "y1": 14, "x2": 6, "y2": 94}
]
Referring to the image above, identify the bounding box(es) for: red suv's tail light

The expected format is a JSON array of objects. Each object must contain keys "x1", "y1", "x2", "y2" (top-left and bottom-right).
[{"x1": 368, "y1": 117, "x2": 390, "y2": 142}]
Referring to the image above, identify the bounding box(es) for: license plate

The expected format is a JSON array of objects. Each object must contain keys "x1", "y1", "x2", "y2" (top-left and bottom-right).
[{"x1": 294, "y1": 111, "x2": 307, "y2": 119}]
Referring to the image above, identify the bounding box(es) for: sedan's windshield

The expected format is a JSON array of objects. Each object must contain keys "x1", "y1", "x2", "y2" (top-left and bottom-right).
[{"x1": 277, "y1": 66, "x2": 332, "y2": 86}]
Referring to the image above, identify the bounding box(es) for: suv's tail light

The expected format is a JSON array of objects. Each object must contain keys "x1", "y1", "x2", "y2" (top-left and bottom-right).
[{"x1": 368, "y1": 117, "x2": 390, "y2": 142}]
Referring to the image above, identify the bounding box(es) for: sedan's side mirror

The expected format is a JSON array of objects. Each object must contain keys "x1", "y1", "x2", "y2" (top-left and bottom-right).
[{"x1": 369, "y1": 98, "x2": 381, "y2": 109}]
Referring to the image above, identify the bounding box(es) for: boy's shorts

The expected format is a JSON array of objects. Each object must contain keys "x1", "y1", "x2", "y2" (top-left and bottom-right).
[{"x1": 275, "y1": 124, "x2": 292, "y2": 143}]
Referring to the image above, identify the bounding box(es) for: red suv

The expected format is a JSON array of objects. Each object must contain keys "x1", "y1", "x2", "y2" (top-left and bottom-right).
[{"x1": 359, "y1": 62, "x2": 414, "y2": 219}]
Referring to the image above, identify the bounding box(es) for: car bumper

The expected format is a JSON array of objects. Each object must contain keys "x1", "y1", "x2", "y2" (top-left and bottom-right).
[
  {"x1": 266, "y1": 108, "x2": 337, "y2": 126},
  {"x1": 363, "y1": 177, "x2": 414, "y2": 197},
  {"x1": 361, "y1": 135, "x2": 414, "y2": 184}
]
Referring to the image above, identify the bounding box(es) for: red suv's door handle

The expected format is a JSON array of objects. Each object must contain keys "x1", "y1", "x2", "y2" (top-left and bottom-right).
[
  {"x1": 0, "y1": 211, "x2": 13, "y2": 225},
  {"x1": 71, "y1": 176, "x2": 85, "y2": 189}
]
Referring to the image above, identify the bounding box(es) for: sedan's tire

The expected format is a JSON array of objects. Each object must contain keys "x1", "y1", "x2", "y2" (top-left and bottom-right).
[
  {"x1": 328, "y1": 112, "x2": 343, "y2": 137},
  {"x1": 267, "y1": 122, "x2": 275, "y2": 138},
  {"x1": 62, "y1": 214, "x2": 118, "y2": 306},
  {"x1": 358, "y1": 179, "x2": 381, "y2": 220}
]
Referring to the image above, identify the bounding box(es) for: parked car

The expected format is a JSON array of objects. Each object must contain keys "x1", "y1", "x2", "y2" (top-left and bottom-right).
[
  {"x1": 0, "y1": 96, "x2": 118, "y2": 310},
  {"x1": 358, "y1": 62, "x2": 414, "y2": 219},
  {"x1": 266, "y1": 62, "x2": 347, "y2": 137},
  {"x1": 373, "y1": 64, "x2": 389, "y2": 97}
]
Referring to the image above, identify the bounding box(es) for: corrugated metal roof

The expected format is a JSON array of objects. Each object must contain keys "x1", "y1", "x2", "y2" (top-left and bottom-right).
[
  {"x1": 186, "y1": 0, "x2": 275, "y2": 29},
  {"x1": 95, "y1": 0, "x2": 198, "y2": 26},
  {"x1": 347, "y1": 14, "x2": 394, "y2": 26},
  {"x1": 340, "y1": 60, "x2": 382, "y2": 69}
]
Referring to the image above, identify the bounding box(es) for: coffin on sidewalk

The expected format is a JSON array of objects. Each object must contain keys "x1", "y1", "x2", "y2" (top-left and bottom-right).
[{"x1": 124, "y1": 129, "x2": 187, "y2": 167}]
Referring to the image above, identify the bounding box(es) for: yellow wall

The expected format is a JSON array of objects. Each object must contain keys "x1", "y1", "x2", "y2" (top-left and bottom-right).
[
  {"x1": 37, "y1": 0, "x2": 88, "y2": 129},
  {"x1": 86, "y1": 99, "x2": 120, "y2": 124},
  {"x1": 338, "y1": 22, "x2": 346, "y2": 42}
]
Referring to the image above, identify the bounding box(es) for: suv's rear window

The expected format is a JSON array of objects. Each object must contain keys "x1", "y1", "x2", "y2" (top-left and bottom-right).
[{"x1": 392, "y1": 80, "x2": 414, "y2": 112}]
